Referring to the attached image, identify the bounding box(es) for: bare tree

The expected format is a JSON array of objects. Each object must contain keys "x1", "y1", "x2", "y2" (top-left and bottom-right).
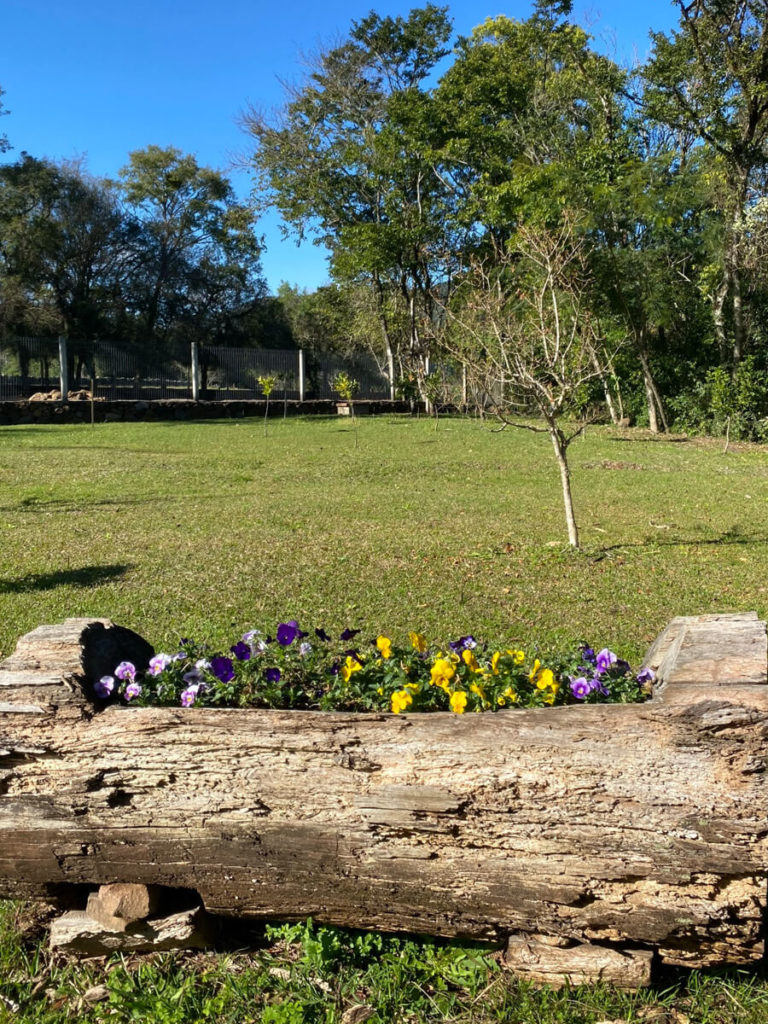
[{"x1": 445, "y1": 220, "x2": 616, "y2": 548}]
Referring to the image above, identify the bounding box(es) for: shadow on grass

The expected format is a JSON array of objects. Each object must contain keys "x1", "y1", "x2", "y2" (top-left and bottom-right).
[
  {"x1": 0, "y1": 563, "x2": 132, "y2": 594},
  {"x1": 589, "y1": 527, "x2": 767, "y2": 560},
  {"x1": 0, "y1": 495, "x2": 185, "y2": 514}
]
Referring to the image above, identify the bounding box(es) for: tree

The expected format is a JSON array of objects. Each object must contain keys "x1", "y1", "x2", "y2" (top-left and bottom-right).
[
  {"x1": 446, "y1": 219, "x2": 607, "y2": 549},
  {"x1": 643, "y1": 0, "x2": 768, "y2": 365},
  {"x1": 117, "y1": 146, "x2": 264, "y2": 354},
  {"x1": 243, "y1": 7, "x2": 456, "y2": 384},
  {"x1": 0, "y1": 156, "x2": 133, "y2": 355}
]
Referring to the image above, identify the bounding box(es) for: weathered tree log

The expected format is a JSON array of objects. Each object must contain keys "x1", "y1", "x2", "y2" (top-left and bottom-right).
[{"x1": 1, "y1": 613, "x2": 767, "y2": 972}]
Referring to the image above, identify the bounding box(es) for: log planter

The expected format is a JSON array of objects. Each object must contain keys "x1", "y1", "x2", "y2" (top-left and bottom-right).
[{"x1": 1, "y1": 613, "x2": 767, "y2": 984}]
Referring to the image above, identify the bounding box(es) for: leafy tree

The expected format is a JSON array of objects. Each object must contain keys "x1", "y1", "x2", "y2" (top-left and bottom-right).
[
  {"x1": 117, "y1": 145, "x2": 264, "y2": 353},
  {"x1": 643, "y1": 0, "x2": 768, "y2": 364},
  {"x1": 243, "y1": 6, "x2": 456, "y2": 384}
]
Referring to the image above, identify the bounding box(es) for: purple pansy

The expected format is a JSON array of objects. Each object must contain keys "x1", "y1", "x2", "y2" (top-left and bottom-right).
[
  {"x1": 210, "y1": 656, "x2": 234, "y2": 683},
  {"x1": 340, "y1": 628, "x2": 361, "y2": 641},
  {"x1": 114, "y1": 661, "x2": 136, "y2": 681},
  {"x1": 315, "y1": 628, "x2": 331, "y2": 642},
  {"x1": 180, "y1": 685, "x2": 199, "y2": 707},
  {"x1": 124, "y1": 681, "x2": 141, "y2": 702},
  {"x1": 277, "y1": 621, "x2": 300, "y2": 646},
  {"x1": 148, "y1": 653, "x2": 173, "y2": 676},
  {"x1": 231, "y1": 641, "x2": 251, "y2": 661},
  {"x1": 636, "y1": 667, "x2": 655, "y2": 685},
  {"x1": 95, "y1": 675, "x2": 115, "y2": 698},
  {"x1": 581, "y1": 646, "x2": 597, "y2": 665},
  {"x1": 265, "y1": 667, "x2": 281, "y2": 684},
  {"x1": 183, "y1": 667, "x2": 203, "y2": 685},
  {"x1": 569, "y1": 676, "x2": 591, "y2": 699},
  {"x1": 595, "y1": 648, "x2": 617, "y2": 674}
]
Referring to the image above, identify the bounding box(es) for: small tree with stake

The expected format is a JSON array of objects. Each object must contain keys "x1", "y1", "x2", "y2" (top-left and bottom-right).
[
  {"x1": 446, "y1": 219, "x2": 613, "y2": 549},
  {"x1": 257, "y1": 374, "x2": 278, "y2": 438},
  {"x1": 332, "y1": 371, "x2": 360, "y2": 448}
]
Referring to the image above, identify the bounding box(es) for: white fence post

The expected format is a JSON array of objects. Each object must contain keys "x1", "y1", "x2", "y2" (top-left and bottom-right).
[
  {"x1": 298, "y1": 349, "x2": 305, "y2": 403},
  {"x1": 191, "y1": 342, "x2": 200, "y2": 401},
  {"x1": 58, "y1": 336, "x2": 68, "y2": 403}
]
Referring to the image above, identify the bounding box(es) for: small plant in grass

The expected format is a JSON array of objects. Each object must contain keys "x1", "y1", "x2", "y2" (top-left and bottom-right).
[
  {"x1": 257, "y1": 374, "x2": 279, "y2": 436},
  {"x1": 332, "y1": 371, "x2": 360, "y2": 447},
  {"x1": 95, "y1": 623, "x2": 653, "y2": 713}
]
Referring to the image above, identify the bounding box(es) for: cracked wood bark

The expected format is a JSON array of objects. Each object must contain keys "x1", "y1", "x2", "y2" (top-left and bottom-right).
[{"x1": 0, "y1": 614, "x2": 767, "y2": 969}]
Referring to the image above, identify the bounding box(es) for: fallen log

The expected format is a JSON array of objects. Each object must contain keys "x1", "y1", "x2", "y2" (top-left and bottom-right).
[{"x1": 0, "y1": 613, "x2": 767, "y2": 978}]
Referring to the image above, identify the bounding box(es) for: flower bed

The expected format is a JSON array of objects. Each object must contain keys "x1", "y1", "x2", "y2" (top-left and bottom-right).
[{"x1": 95, "y1": 620, "x2": 653, "y2": 714}]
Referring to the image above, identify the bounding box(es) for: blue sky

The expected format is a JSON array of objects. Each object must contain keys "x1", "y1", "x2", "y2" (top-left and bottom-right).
[{"x1": 1, "y1": 1, "x2": 679, "y2": 293}]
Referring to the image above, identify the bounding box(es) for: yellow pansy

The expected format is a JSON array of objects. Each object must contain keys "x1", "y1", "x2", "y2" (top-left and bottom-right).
[
  {"x1": 535, "y1": 668, "x2": 555, "y2": 690},
  {"x1": 391, "y1": 689, "x2": 413, "y2": 714},
  {"x1": 376, "y1": 635, "x2": 392, "y2": 659},
  {"x1": 409, "y1": 631, "x2": 428, "y2": 653},
  {"x1": 528, "y1": 659, "x2": 541, "y2": 681},
  {"x1": 469, "y1": 681, "x2": 486, "y2": 700},
  {"x1": 340, "y1": 655, "x2": 362, "y2": 683},
  {"x1": 405, "y1": 682, "x2": 420, "y2": 693},
  {"x1": 490, "y1": 651, "x2": 501, "y2": 675},
  {"x1": 430, "y1": 657, "x2": 456, "y2": 688},
  {"x1": 507, "y1": 649, "x2": 525, "y2": 665},
  {"x1": 450, "y1": 690, "x2": 468, "y2": 714},
  {"x1": 462, "y1": 649, "x2": 482, "y2": 673},
  {"x1": 503, "y1": 686, "x2": 518, "y2": 703}
]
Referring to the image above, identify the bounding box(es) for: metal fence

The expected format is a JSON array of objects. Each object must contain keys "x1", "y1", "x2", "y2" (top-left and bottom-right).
[
  {"x1": 0, "y1": 337, "x2": 61, "y2": 401},
  {"x1": 0, "y1": 338, "x2": 394, "y2": 403}
]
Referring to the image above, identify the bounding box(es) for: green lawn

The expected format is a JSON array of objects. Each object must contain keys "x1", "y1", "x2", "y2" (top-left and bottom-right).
[
  {"x1": 2, "y1": 413, "x2": 768, "y2": 1023},
  {"x1": 1, "y1": 414, "x2": 766, "y2": 662}
]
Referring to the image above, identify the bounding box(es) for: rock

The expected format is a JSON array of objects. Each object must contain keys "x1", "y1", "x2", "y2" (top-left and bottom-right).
[
  {"x1": 96, "y1": 883, "x2": 160, "y2": 923},
  {"x1": 82, "y1": 985, "x2": 110, "y2": 1004},
  {"x1": 504, "y1": 935, "x2": 654, "y2": 989},
  {"x1": 49, "y1": 906, "x2": 213, "y2": 955}
]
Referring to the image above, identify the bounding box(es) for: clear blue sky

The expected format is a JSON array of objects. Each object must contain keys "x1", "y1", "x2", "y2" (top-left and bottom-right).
[{"x1": 1, "y1": 1, "x2": 679, "y2": 293}]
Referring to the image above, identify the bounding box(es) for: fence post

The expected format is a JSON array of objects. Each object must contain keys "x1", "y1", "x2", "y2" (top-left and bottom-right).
[
  {"x1": 191, "y1": 342, "x2": 200, "y2": 401},
  {"x1": 298, "y1": 349, "x2": 305, "y2": 403},
  {"x1": 462, "y1": 362, "x2": 468, "y2": 412},
  {"x1": 58, "y1": 336, "x2": 68, "y2": 403}
]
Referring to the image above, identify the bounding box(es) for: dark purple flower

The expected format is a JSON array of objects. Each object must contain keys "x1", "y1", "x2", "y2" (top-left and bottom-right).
[
  {"x1": 297, "y1": 628, "x2": 309, "y2": 639},
  {"x1": 210, "y1": 656, "x2": 234, "y2": 683},
  {"x1": 636, "y1": 667, "x2": 655, "y2": 685},
  {"x1": 329, "y1": 662, "x2": 340, "y2": 676},
  {"x1": 179, "y1": 637, "x2": 192, "y2": 646},
  {"x1": 614, "y1": 659, "x2": 631, "y2": 675},
  {"x1": 449, "y1": 635, "x2": 477, "y2": 653},
  {"x1": 231, "y1": 641, "x2": 251, "y2": 661},
  {"x1": 95, "y1": 675, "x2": 115, "y2": 698},
  {"x1": 265, "y1": 667, "x2": 281, "y2": 684},
  {"x1": 340, "y1": 628, "x2": 361, "y2": 641},
  {"x1": 315, "y1": 628, "x2": 331, "y2": 642},
  {"x1": 569, "y1": 676, "x2": 591, "y2": 699},
  {"x1": 595, "y1": 648, "x2": 617, "y2": 674},
  {"x1": 277, "y1": 621, "x2": 300, "y2": 646},
  {"x1": 581, "y1": 646, "x2": 596, "y2": 664}
]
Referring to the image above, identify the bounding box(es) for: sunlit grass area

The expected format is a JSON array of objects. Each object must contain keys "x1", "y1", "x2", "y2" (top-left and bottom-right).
[{"x1": 1, "y1": 414, "x2": 766, "y2": 662}]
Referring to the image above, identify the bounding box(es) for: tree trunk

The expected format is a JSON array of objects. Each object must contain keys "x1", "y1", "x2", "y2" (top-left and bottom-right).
[
  {"x1": 589, "y1": 345, "x2": 619, "y2": 424},
  {"x1": 636, "y1": 334, "x2": 668, "y2": 433},
  {"x1": 1, "y1": 615, "x2": 767, "y2": 972},
  {"x1": 549, "y1": 427, "x2": 579, "y2": 547}
]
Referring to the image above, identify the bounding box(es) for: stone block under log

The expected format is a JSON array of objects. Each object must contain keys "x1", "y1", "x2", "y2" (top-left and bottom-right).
[{"x1": 1, "y1": 613, "x2": 767, "y2": 980}]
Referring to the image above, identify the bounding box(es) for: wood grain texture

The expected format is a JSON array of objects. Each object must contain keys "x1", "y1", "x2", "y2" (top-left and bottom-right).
[{"x1": 1, "y1": 614, "x2": 766, "y2": 969}]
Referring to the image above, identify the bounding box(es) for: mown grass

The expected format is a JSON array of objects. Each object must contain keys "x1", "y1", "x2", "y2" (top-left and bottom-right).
[
  {"x1": 1, "y1": 413, "x2": 768, "y2": 1022},
  {"x1": 0, "y1": 414, "x2": 767, "y2": 661}
]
